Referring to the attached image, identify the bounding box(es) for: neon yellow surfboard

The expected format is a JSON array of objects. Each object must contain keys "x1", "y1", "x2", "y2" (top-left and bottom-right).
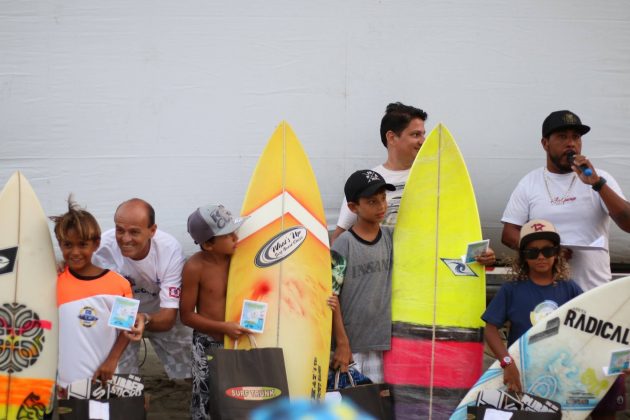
[
  {"x1": 0, "y1": 172, "x2": 58, "y2": 419},
  {"x1": 383, "y1": 123, "x2": 485, "y2": 418},
  {"x1": 225, "y1": 121, "x2": 332, "y2": 400}
]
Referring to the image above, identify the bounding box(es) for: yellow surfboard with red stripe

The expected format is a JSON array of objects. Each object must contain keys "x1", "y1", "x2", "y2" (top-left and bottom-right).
[
  {"x1": 383, "y1": 124, "x2": 485, "y2": 419},
  {"x1": 225, "y1": 122, "x2": 332, "y2": 399},
  {"x1": 0, "y1": 172, "x2": 58, "y2": 419}
]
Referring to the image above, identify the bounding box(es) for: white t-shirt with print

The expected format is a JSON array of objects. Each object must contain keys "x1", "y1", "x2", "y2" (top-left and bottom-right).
[{"x1": 93, "y1": 229, "x2": 185, "y2": 313}]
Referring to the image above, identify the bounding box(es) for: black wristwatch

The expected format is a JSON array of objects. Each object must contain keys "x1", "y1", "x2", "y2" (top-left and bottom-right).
[{"x1": 592, "y1": 177, "x2": 607, "y2": 192}]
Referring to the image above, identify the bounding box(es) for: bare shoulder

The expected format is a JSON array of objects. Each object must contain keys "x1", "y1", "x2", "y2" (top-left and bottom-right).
[
  {"x1": 182, "y1": 252, "x2": 207, "y2": 280},
  {"x1": 184, "y1": 252, "x2": 228, "y2": 284},
  {"x1": 183, "y1": 252, "x2": 205, "y2": 269}
]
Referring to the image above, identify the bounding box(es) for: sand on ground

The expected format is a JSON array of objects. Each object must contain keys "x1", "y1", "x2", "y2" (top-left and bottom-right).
[{"x1": 140, "y1": 343, "x2": 190, "y2": 420}]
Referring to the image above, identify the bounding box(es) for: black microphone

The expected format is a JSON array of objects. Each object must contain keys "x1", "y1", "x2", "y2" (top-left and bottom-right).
[{"x1": 567, "y1": 151, "x2": 592, "y2": 176}]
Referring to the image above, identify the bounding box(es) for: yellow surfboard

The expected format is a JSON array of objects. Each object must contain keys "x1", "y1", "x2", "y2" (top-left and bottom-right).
[
  {"x1": 225, "y1": 122, "x2": 332, "y2": 400},
  {"x1": 0, "y1": 172, "x2": 58, "y2": 419},
  {"x1": 383, "y1": 124, "x2": 485, "y2": 418}
]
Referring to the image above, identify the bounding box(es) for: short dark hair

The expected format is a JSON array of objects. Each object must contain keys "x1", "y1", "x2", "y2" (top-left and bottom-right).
[
  {"x1": 380, "y1": 102, "x2": 428, "y2": 147},
  {"x1": 199, "y1": 236, "x2": 216, "y2": 251},
  {"x1": 116, "y1": 198, "x2": 156, "y2": 227}
]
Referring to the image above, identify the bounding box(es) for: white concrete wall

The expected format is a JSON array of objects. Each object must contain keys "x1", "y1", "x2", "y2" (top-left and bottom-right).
[{"x1": 2, "y1": 1, "x2": 629, "y2": 261}]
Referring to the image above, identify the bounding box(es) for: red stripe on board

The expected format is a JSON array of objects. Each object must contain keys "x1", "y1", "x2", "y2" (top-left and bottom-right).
[
  {"x1": 383, "y1": 337, "x2": 483, "y2": 388},
  {"x1": 38, "y1": 320, "x2": 52, "y2": 330}
]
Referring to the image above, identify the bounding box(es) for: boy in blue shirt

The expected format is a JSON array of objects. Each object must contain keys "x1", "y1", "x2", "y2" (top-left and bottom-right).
[{"x1": 483, "y1": 219, "x2": 582, "y2": 392}]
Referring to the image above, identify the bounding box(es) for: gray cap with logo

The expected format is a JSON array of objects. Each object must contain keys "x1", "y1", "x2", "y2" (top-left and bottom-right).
[{"x1": 187, "y1": 204, "x2": 247, "y2": 244}]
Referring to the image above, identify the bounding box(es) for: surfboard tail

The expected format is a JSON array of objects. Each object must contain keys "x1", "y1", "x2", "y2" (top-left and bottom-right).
[
  {"x1": 390, "y1": 385, "x2": 469, "y2": 420},
  {"x1": 384, "y1": 323, "x2": 484, "y2": 418},
  {"x1": 385, "y1": 324, "x2": 484, "y2": 382}
]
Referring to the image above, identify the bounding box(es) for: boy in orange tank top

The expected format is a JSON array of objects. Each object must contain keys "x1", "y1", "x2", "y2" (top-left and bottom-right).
[{"x1": 52, "y1": 198, "x2": 145, "y2": 391}]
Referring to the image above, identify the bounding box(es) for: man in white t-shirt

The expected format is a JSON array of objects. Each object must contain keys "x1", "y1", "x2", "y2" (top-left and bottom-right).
[
  {"x1": 502, "y1": 110, "x2": 630, "y2": 292},
  {"x1": 93, "y1": 198, "x2": 193, "y2": 380},
  {"x1": 332, "y1": 102, "x2": 428, "y2": 241},
  {"x1": 331, "y1": 102, "x2": 497, "y2": 265}
]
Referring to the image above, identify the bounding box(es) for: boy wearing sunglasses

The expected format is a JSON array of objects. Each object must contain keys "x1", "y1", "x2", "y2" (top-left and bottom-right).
[{"x1": 482, "y1": 219, "x2": 582, "y2": 393}]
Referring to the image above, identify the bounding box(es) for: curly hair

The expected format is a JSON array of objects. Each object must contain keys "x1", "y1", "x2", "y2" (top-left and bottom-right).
[
  {"x1": 50, "y1": 196, "x2": 101, "y2": 243},
  {"x1": 506, "y1": 248, "x2": 571, "y2": 282}
]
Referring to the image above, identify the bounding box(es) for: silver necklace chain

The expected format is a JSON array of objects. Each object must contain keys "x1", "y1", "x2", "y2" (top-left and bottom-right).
[{"x1": 543, "y1": 168, "x2": 577, "y2": 205}]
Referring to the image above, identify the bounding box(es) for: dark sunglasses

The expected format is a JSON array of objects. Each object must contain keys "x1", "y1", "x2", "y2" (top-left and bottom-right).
[{"x1": 521, "y1": 246, "x2": 560, "y2": 260}]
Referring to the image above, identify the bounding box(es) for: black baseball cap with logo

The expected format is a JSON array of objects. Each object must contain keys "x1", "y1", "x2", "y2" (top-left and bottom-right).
[
  {"x1": 542, "y1": 110, "x2": 590, "y2": 138},
  {"x1": 344, "y1": 169, "x2": 395, "y2": 203}
]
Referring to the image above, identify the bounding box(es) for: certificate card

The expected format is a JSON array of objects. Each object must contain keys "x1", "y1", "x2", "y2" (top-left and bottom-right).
[
  {"x1": 463, "y1": 239, "x2": 490, "y2": 263},
  {"x1": 603, "y1": 348, "x2": 630, "y2": 376},
  {"x1": 108, "y1": 296, "x2": 140, "y2": 331},
  {"x1": 240, "y1": 300, "x2": 268, "y2": 334}
]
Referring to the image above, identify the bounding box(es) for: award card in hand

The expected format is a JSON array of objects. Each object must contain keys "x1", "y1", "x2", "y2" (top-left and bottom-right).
[
  {"x1": 239, "y1": 300, "x2": 268, "y2": 333},
  {"x1": 463, "y1": 239, "x2": 490, "y2": 263},
  {"x1": 603, "y1": 348, "x2": 630, "y2": 376},
  {"x1": 108, "y1": 296, "x2": 140, "y2": 331}
]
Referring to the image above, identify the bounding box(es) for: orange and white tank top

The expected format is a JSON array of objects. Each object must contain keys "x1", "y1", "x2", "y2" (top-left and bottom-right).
[{"x1": 57, "y1": 267, "x2": 132, "y2": 387}]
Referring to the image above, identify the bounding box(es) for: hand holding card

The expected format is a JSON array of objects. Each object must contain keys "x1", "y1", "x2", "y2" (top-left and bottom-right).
[
  {"x1": 108, "y1": 296, "x2": 141, "y2": 331},
  {"x1": 239, "y1": 300, "x2": 268, "y2": 334},
  {"x1": 603, "y1": 348, "x2": 630, "y2": 376},
  {"x1": 462, "y1": 239, "x2": 490, "y2": 264}
]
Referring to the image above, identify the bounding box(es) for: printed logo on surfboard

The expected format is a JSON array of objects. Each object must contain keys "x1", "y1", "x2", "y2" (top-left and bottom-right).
[
  {"x1": 528, "y1": 307, "x2": 630, "y2": 346},
  {"x1": 564, "y1": 308, "x2": 630, "y2": 345},
  {"x1": 440, "y1": 258, "x2": 477, "y2": 277},
  {"x1": 0, "y1": 246, "x2": 18, "y2": 275},
  {"x1": 17, "y1": 392, "x2": 47, "y2": 419},
  {"x1": 225, "y1": 386, "x2": 282, "y2": 401},
  {"x1": 0, "y1": 302, "x2": 50, "y2": 373},
  {"x1": 254, "y1": 226, "x2": 307, "y2": 268}
]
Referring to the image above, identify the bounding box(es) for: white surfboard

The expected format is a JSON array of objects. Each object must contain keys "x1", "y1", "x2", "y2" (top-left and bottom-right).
[
  {"x1": 451, "y1": 276, "x2": 630, "y2": 419},
  {"x1": 0, "y1": 172, "x2": 58, "y2": 419}
]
